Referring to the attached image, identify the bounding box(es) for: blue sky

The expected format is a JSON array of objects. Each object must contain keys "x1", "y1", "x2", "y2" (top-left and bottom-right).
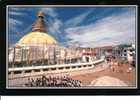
[{"x1": 8, "y1": 6, "x2": 136, "y2": 47}]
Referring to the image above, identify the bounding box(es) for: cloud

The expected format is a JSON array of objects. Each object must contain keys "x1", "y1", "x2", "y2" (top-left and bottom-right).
[
  {"x1": 9, "y1": 11, "x2": 26, "y2": 16},
  {"x1": 9, "y1": 18, "x2": 23, "y2": 33},
  {"x1": 9, "y1": 7, "x2": 25, "y2": 11},
  {"x1": 39, "y1": 7, "x2": 63, "y2": 41},
  {"x1": 40, "y1": 8, "x2": 58, "y2": 17},
  {"x1": 9, "y1": 18, "x2": 23, "y2": 25},
  {"x1": 48, "y1": 19, "x2": 62, "y2": 34},
  {"x1": 64, "y1": 9, "x2": 94, "y2": 27},
  {"x1": 65, "y1": 9, "x2": 136, "y2": 48},
  {"x1": 8, "y1": 7, "x2": 27, "y2": 33}
]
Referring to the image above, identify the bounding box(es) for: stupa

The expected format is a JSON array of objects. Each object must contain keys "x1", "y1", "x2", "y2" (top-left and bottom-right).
[
  {"x1": 8, "y1": 11, "x2": 81, "y2": 67},
  {"x1": 16, "y1": 11, "x2": 57, "y2": 46}
]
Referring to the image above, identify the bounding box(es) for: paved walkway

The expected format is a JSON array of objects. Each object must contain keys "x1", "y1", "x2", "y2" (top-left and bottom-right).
[{"x1": 89, "y1": 76, "x2": 128, "y2": 86}]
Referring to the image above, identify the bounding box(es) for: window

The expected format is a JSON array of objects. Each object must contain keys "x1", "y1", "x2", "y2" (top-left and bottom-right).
[
  {"x1": 129, "y1": 49, "x2": 133, "y2": 52},
  {"x1": 78, "y1": 66, "x2": 81, "y2": 68},
  {"x1": 72, "y1": 66, "x2": 76, "y2": 68},
  {"x1": 34, "y1": 69, "x2": 40, "y2": 72},
  {"x1": 124, "y1": 54, "x2": 127, "y2": 56},
  {"x1": 83, "y1": 65, "x2": 87, "y2": 67},
  {"x1": 88, "y1": 65, "x2": 91, "y2": 67},
  {"x1": 14, "y1": 71, "x2": 22, "y2": 74},
  {"x1": 66, "y1": 67, "x2": 70, "y2": 69},
  {"x1": 25, "y1": 70, "x2": 31, "y2": 73},
  {"x1": 124, "y1": 50, "x2": 127, "y2": 52},
  {"x1": 51, "y1": 68, "x2": 56, "y2": 70},
  {"x1": 59, "y1": 67, "x2": 64, "y2": 70},
  {"x1": 43, "y1": 69, "x2": 49, "y2": 71}
]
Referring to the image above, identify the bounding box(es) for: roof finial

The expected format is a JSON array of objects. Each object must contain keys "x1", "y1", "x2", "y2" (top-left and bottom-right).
[
  {"x1": 32, "y1": 11, "x2": 47, "y2": 32},
  {"x1": 37, "y1": 11, "x2": 45, "y2": 17}
]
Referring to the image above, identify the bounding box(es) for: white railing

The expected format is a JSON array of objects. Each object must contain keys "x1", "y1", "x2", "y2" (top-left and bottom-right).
[{"x1": 8, "y1": 58, "x2": 104, "y2": 72}]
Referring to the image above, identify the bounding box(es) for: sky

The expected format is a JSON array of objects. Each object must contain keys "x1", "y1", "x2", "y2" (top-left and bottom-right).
[{"x1": 8, "y1": 6, "x2": 136, "y2": 48}]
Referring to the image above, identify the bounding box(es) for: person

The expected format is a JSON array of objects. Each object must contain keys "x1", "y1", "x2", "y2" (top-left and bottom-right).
[
  {"x1": 25, "y1": 75, "x2": 82, "y2": 87},
  {"x1": 127, "y1": 67, "x2": 133, "y2": 73}
]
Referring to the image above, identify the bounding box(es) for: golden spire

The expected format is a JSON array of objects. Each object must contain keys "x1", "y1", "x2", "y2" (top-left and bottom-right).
[
  {"x1": 37, "y1": 11, "x2": 45, "y2": 17},
  {"x1": 32, "y1": 11, "x2": 47, "y2": 32}
]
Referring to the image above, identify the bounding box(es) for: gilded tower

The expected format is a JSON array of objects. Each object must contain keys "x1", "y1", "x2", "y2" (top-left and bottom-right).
[
  {"x1": 16, "y1": 11, "x2": 57, "y2": 46},
  {"x1": 32, "y1": 11, "x2": 47, "y2": 32}
]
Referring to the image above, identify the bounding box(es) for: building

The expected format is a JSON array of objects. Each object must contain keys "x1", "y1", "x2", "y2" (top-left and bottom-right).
[{"x1": 121, "y1": 44, "x2": 135, "y2": 64}]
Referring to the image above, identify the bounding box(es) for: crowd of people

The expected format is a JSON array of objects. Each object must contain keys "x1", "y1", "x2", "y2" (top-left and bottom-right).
[
  {"x1": 24, "y1": 75, "x2": 82, "y2": 87},
  {"x1": 106, "y1": 56, "x2": 133, "y2": 73}
]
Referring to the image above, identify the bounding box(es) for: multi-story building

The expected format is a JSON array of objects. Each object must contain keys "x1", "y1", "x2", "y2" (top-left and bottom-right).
[{"x1": 121, "y1": 44, "x2": 135, "y2": 64}]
